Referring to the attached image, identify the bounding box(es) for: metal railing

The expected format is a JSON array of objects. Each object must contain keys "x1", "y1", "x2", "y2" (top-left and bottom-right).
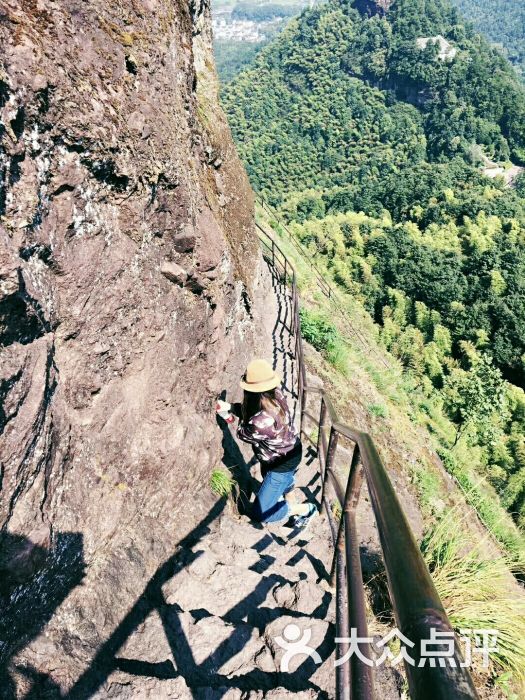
[
  {"x1": 257, "y1": 223, "x2": 479, "y2": 700},
  {"x1": 256, "y1": 196, "x2": 392, "y2": 370}
]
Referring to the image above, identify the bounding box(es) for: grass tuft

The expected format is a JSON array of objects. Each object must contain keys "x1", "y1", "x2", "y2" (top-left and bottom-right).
[
  {"x1": 331, "y1": 499, "x2": 342, "y2": 522},
  {"x1": 326, "y1": 340, "x2": 350, "y2": 375},
  {"x1": 210, "y1": 468, "x2": 235, "y2": 498},
  {"x1": 368, "y1": 403, "x2": 389, "y2": 418}
]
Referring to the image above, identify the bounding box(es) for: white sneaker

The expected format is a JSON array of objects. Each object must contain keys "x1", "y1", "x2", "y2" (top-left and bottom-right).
[{"x1": 294, "y1": 504, "x2": 318, "y2": 531}]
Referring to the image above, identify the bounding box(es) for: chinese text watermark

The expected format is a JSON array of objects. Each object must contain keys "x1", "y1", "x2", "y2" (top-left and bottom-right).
[{"x1": 274, "y1": 624, "x2": 498, "y2": 671}]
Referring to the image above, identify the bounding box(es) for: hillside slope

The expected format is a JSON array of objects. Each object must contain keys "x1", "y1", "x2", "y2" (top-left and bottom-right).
[
  {"x1": 451, "y1": 0, "x2": 525, "y2": 81},
  {"x1": 257, "y1": 204, "x2": 525, "y2": 697}
]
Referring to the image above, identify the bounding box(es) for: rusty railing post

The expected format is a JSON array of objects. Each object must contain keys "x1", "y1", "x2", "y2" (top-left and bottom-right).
[
  {"x1": 330, "y1": 511, "x2": 345, "y2": 589},
  {"x1": 343, "y1": 451, "x2": 374, "y2": 700},
  {"x1": 329, "y1": 444, "x2": 359, "y2": 586},
  {"x1": 317, "y1": 398, "x2": 327, "y2": 460},
  {"x1": 299, "y1": 384, "x2": 305, "y2": 435},
  {"x1": 322, "y1": 427, "x2": 339, "y2": 504}
]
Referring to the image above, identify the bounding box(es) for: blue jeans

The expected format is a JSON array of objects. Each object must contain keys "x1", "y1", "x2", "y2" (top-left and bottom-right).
[{"x1": 252, "y1": 469, "x2": 296, "y2": 523}]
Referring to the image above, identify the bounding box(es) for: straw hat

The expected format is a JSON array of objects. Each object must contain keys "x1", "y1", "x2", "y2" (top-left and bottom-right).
[{"x1": 240, "y1": 359, "x2": 281, "y2": 393}]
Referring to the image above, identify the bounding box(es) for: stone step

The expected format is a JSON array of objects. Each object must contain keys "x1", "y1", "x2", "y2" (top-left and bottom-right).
[
  {"x1": 160, "y1": 514, "x2": 335, "y2": 624},
  {"x1": 87, "y1": 266, "x2": 405, "y2": 699},
  {"x1": 93, "y1": 603, "x2": 336, "y2": 699}
]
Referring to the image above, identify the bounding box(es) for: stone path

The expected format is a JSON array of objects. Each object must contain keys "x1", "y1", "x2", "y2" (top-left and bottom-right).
[
  {"x1": 80, "y1": 256, "x2": 338, "y2": 698},
  {"x1": 87, "y1": 492, "x2": 337, "y2": 698},
  {"x1": 81, "y1": 254, "x2": 406, "y2": 699},
  {"x1": 92, "y1": 476, "x2": 337, "y2": 699}
]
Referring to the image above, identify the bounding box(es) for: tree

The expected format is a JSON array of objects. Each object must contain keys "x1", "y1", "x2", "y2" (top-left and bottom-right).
[{"x1": 443, "y1": 353, "x2": 505, "y2": 446}]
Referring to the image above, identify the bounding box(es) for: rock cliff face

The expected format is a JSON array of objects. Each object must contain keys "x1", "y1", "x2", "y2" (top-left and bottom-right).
[
  {"x1": 352, "y1": 0, "x2": 394, "y2": 17},
  {"x1": 0, "y1": 0, "x2": 265, "y2": 693}
]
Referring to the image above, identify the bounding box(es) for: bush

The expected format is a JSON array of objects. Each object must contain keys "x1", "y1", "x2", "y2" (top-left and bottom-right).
[
  {"x1": 299, "y1": 308, "x2": 350, "y2": 375},
  {"x1": 299, "y1": 308, "x2": 338, "y2": 352},
  {"x1": 368, "y1": 403, "x2": 389, "y2": 418},
  {"x1": 326, "y1": 340, "x2": 350, "y2": 375}
]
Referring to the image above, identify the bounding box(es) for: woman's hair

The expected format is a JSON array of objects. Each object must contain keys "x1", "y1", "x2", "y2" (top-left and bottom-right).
[{"x1": 241, "y1": 388, "x2": 286, "y2": 425}]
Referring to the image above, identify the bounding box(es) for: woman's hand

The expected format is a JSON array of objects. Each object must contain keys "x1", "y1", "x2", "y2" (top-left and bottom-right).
[{"x1": 215, "y1": 399, "x2": 234, "y2": 423}]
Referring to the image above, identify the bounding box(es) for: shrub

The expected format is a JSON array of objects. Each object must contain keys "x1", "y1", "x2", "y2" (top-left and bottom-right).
[
  {"x1": 368, "y1": 403, "x2": 389, "y2": 418},
  {"x1": 299, "y1": 307, "x2": 350, "y2": 374},
  {"x1": 409, "y1": 461, "x2": 443, "y2": 514},
  {"x1": 299, "y1": 308, "x2": 338, "y2": 352},
  {"x1": 326, "y1": 340, "x2": 350, "y2": 375}
]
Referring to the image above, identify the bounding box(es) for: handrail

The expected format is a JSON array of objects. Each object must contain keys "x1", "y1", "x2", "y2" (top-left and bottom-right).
[
  {"x1": 256, "y1": 196, "x2": 393, "y2": 370},
  {"x1": 257, "y1": 222, "x2": 479, "y2": 700}
]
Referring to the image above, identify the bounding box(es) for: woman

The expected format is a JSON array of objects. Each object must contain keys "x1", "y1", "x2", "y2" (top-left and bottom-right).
[{"x1": 216, "y1": 358, "x2": 317, "y2": 528}]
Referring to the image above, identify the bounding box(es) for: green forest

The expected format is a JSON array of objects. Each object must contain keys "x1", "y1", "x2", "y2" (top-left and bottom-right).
[
  {"x1": 222, "y1": 0, "x2": 525, "y2": 529},
  {"x1": 231, "y1": 2, "x2": 303, "y2": 20},
  {"x1": 213, "y1": 0, "x2": 305, "y2": 83},
  {"x1": 213, "y1": 40, "x2": 266, "y2": 83},
  {"x1": 452, "y1": 0, "x2": 525, "y2": 81}
]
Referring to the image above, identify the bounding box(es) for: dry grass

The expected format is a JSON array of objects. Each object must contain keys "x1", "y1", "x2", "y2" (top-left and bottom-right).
[{"x1": 422, "y1": 514, "x2": 525, "y2": 688}]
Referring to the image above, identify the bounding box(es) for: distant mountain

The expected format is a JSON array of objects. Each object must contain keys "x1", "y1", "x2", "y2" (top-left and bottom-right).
[
  {"x1": 223, "y1": 0, "x2": 525, "y2": 204},
  {"x1": 451, "y1": 0, "x2": 525, "y2": 81},
  {"x1": 223, "y1": 0, "x2": 525, "y2": 527}
]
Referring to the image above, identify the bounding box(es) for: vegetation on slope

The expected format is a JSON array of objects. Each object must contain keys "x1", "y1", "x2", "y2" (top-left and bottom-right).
[
  {"x1": 213, "y1": 0, "x2": 310, "y2": 83},
  {"x1": 292, "y1": 202, "x2": 525, "y2": 526},
  {"x1": 288, "y1": 208, "x2": 525, "y2": 529},
  {"x1": 451, "y1": 0, "x2": 525, "y2": 81},
  {"x1": 214, "y1": 40, "x2": 266, "y2": 83},
  {"x1": 223, "y1": 0, "x2": 525, "y2": 531},
  {"x1": 259, "y1": 204, "x2": 525, "y2": 695}
]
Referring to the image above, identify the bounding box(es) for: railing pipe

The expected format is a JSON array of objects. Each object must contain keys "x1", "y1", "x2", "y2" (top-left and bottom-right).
[
  {"x1": 343, "y1": 457, "x2": 373, "y2": 700},
  {"x1": 359, "y1": 434, "x2": 478, "y2": 699},
  {"x1": 317, "y1": 398, "x2": 327, "y2": 461},
  {"x1": 322, "y1": 427, "x2": 339, "y2": 504},
  {"x1": 330, "y1": 444, "x2": 359, "y2": 585},
  {"x1": 336, "y1": 550, "x2": 351, "y2": 700}
]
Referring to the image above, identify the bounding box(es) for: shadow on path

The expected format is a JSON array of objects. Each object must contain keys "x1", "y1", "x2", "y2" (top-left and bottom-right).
[
  {"x1": 0, "y1": 531, "x2": 85, "y2": 699},
  {"x1": 63, "y1": 500, "x2": 225, "y2": 700},
  {"x1": 59, "y1": 498, "x2": 332, "y2": 699}
]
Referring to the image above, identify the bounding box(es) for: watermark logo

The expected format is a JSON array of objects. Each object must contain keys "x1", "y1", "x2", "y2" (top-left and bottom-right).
[
  {"x1": 274, "y1": 623, "x2": 322, "y2": 671},
  {"x1": 274, "y1": 624, "x2": 499, "y2": 671}
]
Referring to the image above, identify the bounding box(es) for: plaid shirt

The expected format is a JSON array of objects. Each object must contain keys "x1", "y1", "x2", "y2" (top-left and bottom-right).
[{"x1": 235, "y1": 388, "x2": 298, "y2": 464}]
